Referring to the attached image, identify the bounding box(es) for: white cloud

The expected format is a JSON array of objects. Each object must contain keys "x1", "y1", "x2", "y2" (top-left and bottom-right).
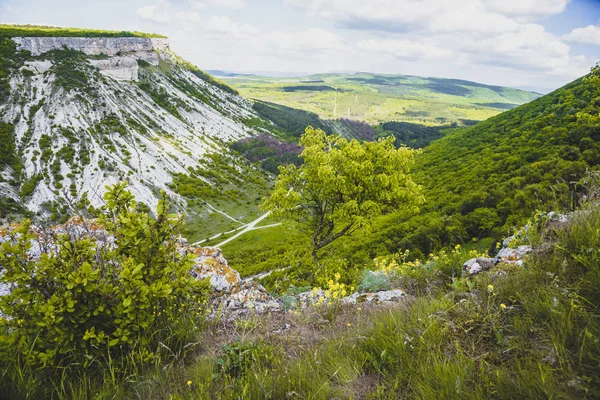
[
  {"x1": 564, "y1": 25, "x2": 600, "y2": 46},
  {"x1": 136, "y1": 1, "x2": 172, "y2": 23},
  {"x1": 356, "y1": 38, "x2": 452, "y2": 59},
  {"x1": 205, "y1": 15, "x2": 260, "y2": 38},
  {"x1": 188, "y1": 0, "x2": 245, "y2": 10},
  {"x1": 484, "y1": 0, "x2": 569, "y2": 15},
  {"x1": 264, "y1": 28, "x2": 346, "y2": 53},
  {"x1": 287, "y1": 0, "x2": 568, "y2": 33},
  {"x1": 175, "y1": 11, "x2": 202, "y2": 23}
]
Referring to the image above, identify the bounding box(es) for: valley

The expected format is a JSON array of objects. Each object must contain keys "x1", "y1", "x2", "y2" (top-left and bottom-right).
[
  {"x1": 218, "y1": 72, "x2": 541, "y2": 126},
  {"x1": 0, "y1": 19, "x2": 599, "y2": 400}
]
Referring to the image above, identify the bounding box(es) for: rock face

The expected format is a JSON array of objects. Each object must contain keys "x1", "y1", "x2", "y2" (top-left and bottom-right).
[
  {"x1": 2, "y1": 36, "x2": 257, "y2": 215},
  {"x1": 188, "y1": 247, "x2": 241, "y2": 293},
  {"x1": 88, "y1": 57, "x2": 139, "y2": 81},
  {"x1": 13, "y1": 37, "x2": 169, "y2": 56}
]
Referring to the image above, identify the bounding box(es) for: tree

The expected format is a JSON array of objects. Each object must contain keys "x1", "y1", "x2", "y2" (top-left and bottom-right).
[{"x1": 263, "y1": 127, "x2": 424, "y2": 261}]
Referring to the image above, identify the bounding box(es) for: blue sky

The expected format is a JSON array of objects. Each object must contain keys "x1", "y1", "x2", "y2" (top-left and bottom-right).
[{"x1": 1, "y1": 0, "x2": 599, "y2": 90}]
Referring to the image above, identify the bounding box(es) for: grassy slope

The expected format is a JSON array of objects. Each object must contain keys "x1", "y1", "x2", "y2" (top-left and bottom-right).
[
  {"x1": 0, "y1": 24, "x2": 165, "y2": 38},
  {"x1": 222, "y1": 73, "x2": 540, "y2": 125}
]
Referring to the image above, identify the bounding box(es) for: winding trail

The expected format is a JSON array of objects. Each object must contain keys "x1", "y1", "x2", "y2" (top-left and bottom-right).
[{"x1": 191, "y1": 211, "x2": 281, "y2": 247}]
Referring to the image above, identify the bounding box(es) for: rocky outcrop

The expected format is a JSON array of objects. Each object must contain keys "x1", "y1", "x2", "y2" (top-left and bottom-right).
[
  {"x1": 188, "y1": 247, "x2": 241, "y2": 293},
  {"x1": 13, "y1": 37, "x2": 169, "y2": 56},
  {"x1": 88, "y1": 57, "x2": 139, "y2": 81}
]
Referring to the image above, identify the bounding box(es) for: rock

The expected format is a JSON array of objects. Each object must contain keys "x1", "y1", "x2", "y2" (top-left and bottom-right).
[
  {"x1": 13, "y1": 37, "x2": 169, "y2": 56},
  {"x1": 462, "y1": 257, "x2": 495, "y2": 276},
  {"x1": 88, "y1": 56, "x2": 139, "y2": 81},
  {"x1": 209, "y1": 281, "x2": 281, "y2": 320},
  {"x1": 342, "y1": 289, "x2": 406, "y2": 304},
  {"x1": 22, "y1": 60, "x2": 53, "y2": 74},
  {"x1": 187, "y1": 247, "x2": 241, "y2": 293},
  {"x1": 495, "y1": 245, "x2": 532, "y2": 266}
]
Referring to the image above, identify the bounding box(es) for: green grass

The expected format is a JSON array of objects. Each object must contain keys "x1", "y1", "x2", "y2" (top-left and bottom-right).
[
  {"x1": 222, "y1": 73, "x2": 540, "y2": 126},
  {"x1": 0, "y1": 24, "x2": 166, "y2": 38}
]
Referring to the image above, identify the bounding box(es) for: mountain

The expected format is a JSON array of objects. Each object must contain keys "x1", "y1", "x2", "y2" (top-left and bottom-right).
[
  {"x1": 0, "y1": 28, "x2": 270, "y2": 237},
  {"x1": 220, "y1": 72, "x2": 541, "y2": 126}
]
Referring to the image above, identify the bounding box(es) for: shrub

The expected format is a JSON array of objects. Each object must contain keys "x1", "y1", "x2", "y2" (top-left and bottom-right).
[
  {"x1": 0, "y1": 182, "x2": 209, "y2": 393},
  {"x1": 215, "y1": 340, "x2": 274, "y2": 378},
  {"x1": 358, "y1": 270, "x2": 391, "y2": 293}
]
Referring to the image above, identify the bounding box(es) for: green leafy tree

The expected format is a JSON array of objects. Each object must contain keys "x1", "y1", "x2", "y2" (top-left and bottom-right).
[
  {"x1": 263, "y1": 127, "x2": 424, "y2": 261},
  {"x1": 0, "y1": 182, "x2": 208, "y2": 376}
]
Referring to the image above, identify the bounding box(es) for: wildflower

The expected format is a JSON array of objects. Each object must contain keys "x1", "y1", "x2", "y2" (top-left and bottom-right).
[
  {"x1": 455, "y1": 244, "x2": 461, "y2": 250},
  {"x1": 500, "y1": 303, "x2": 507, "y2": 309},
  {"x1": 347, "y1": 323, "x2": 352, "y2": 327},
  {"x1": 312, "y1": 287, "x2": 319, "y2": 295},
  {"x1": 334, "y1": 272, "x2": 341, "y2": 280},
  {"x1": 356, "y1": 307, "x2": 362, "y2": 311},
  {"x1": 187, "y1": 380, "x2": 192, "y2": 386},
  {"x1": 487, "y1": 284, "x2": 494, "y2": 293}
]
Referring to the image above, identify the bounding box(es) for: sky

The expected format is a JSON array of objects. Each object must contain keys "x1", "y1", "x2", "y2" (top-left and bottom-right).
[{"x1": 1, "y1": 0, "x2": 599, "y2": 91}]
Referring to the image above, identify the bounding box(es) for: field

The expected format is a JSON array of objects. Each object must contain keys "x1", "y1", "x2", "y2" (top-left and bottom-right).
[{"x1": 220, "y1": 73, "x2": 540, "y2": 126}]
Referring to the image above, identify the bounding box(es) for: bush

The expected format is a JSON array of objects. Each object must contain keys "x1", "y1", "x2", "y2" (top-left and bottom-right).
[
  {"x1": 0, "y1": 182, "x2": 209, "y2": 395},
  {"x1": 358, "y1": 270, "x2": 391, "y2": 293}
]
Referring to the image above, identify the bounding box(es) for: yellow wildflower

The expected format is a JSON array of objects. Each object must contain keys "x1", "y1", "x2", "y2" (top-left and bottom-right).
[
  {"x1": 347, "y1": 323, "x2": 352, "y2": 327},
  {"x1": 500, "y1": 303, "x2": 507, "y2": 309},
  {"x1": 487, "y1": 284, "x2": 494, "y2": 293},
  {"x1": 187, "y1": 380, "x2": 192, "y2": 386}
]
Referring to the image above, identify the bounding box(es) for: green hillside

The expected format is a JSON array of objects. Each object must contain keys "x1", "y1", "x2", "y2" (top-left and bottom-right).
[
  {"x1": 349, "y1": 71, "x2": 600, "y2": 261},
  {"x1": 221, "y1": 73, "x2": 540, "y2": 125}
]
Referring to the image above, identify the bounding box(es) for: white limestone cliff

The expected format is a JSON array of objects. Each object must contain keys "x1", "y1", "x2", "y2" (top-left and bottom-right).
[{"x1": 12, "y1": 37, "x2": 169, "y2": 56}]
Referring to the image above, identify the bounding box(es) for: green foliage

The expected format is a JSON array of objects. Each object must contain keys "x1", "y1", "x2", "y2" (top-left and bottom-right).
[
  {"x1": 0, "y1": 24, "x2": 165, "y2": 38},
  {"x1": 0, "y1": 182, "x2": 209, "y2": 396},
  {"x1": 251, "y1": 100, "x2": 332, "y2": 138},
  {"x1": 45, "y1": 48, "x2": 96, "y2": 95},
  {"x1": 0, "y1": 37, "x2": 28, "y2": 101},
  {"x1": 189, "y1": 69, "x2": 239, "y2": 95},
  {"x1": 230, "y1": 134, "x2": 301, "y2": 174},
  {"x1": 0, "y1": 122, "x2": 17, "y2": 169},
  {"x1": 215, "y1": 341, "x2": 274, "y2": 378},
  {"x1": 376, "y1": 121, "x2": 447, "y2": 148},
  {"x1": 357, "y1": 270, "x2": 391, "y2": 292},
  {"x1": 139, "y1": 81, "x2": 183, "y2": 120},
  {"x1": 349, "y1": 69, "x2": 600, "y2": 259},
  {"x1": 263, "y1": 127, "x2": 424, "y2": 260}
]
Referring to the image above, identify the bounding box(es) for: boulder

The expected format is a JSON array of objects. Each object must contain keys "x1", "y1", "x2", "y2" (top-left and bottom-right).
[
  {"x1": 495, "y1": 245, "x2": 532, "y2": 266},
  {"x1": 462, "y1": 257, "x2": 495, "y2": 276},
  {"x1": 212, "y1": 281, "x2": 281, "y2": 319}
]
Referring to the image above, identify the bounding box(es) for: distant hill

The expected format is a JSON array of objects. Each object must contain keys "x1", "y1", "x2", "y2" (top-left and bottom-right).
[{"x1": 221, "y1": 72, "x2": 541, "y2": 125}]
